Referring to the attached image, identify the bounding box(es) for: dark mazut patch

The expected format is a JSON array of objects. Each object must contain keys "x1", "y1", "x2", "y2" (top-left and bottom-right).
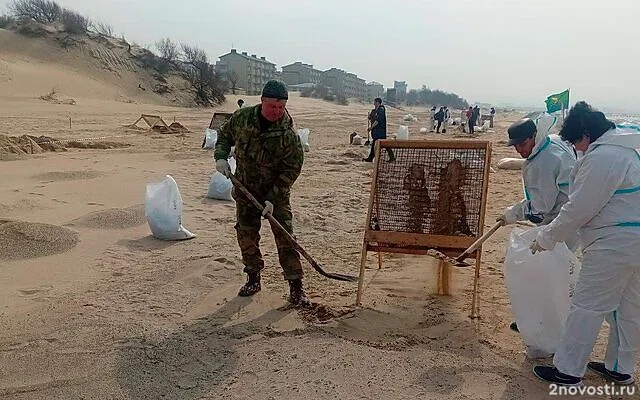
[
  {"x1": 67, "y1": 205, "x2": 146, "y2": 229},
  {"x1": 32, "y1": 170, "x2": 103, "y2": 181},
  {"x1": 0, "y1": 219, "x2": 79, "y2": 261},
  {"x1": 65, "y1": 141, "x2": 131, "y2": 149}
]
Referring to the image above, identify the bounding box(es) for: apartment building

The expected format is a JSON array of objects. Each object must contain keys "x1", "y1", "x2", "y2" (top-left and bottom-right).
[
  {"x1": 366, "y1": 81, "x2": 385, "y2": 101},
  {"x1": 394, "y1": 80, "x2": 408, "y2": 103},
  {"x1": 281, "y1": 62, "x2": 322, "y2": 87},
  {"x1": 321, "y1": 68, "x2": 366, "y2": 100},
  {"x1": 215, "y1": 49, "x2": 277, "y2": 95}
]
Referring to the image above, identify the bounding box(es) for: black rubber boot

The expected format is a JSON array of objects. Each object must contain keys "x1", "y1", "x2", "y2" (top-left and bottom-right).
[
  {"x1": 238, "y1": 271, "x2": 261, "y2": 297},
  {"x1": 288, "y1": 279, "x2": 311, "y2": 307}
]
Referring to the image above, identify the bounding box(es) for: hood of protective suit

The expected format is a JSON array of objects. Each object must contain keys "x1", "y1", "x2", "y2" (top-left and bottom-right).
[
  {"x1": 588, "y1": 127, "x2": 640, "y2": 153},
  {"x1": 531, "y1": 113, "x2": 559, "y2": 154},
  {"x1": 524, "y1": 113, "x2": 559, "y2": 160}
]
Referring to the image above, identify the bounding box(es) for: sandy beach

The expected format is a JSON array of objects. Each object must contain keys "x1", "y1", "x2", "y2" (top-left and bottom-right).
[{"x1": 0, "y1": 27, "x2": 632, "y2": 400}]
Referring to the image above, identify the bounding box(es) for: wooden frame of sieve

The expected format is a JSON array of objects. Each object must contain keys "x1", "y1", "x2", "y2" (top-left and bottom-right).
[{"x1": 356, "y1": 139, "x2": 492, "y2": 318}]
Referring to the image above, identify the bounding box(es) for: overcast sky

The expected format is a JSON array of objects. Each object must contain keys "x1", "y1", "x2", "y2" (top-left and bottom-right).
[{"x1": 1, "y1": 0, "x2": 639, "y2": 112}]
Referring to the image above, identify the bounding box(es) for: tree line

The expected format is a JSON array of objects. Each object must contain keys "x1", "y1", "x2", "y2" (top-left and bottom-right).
[{"x1": 405, "y1": 86, "x2": 469, "y2": 109}]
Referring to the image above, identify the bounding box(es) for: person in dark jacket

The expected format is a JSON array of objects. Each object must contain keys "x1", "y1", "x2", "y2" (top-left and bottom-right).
[
  {"x1": 468, "y1": 106, "x2": 477, "y2": 133},
  {"x1": 363, "y1": 98, "x2": 395, "y2": 162},
  {"x1": 434, "y1": 107, "x2": 445, "y2": 133}
]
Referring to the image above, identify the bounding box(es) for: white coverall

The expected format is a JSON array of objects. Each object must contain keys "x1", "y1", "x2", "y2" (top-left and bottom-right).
[
  {"x1": 536, "y1": 127, "x2": 640, "y2": 377},
  {"x1": 429, "y1": 109, "x2": 436, "y2": 132},
  {"x1": 460, "y1": 110, "x2": 468, "y2": 133},
  {"x1": 504, "y1": 115, "x2": 578, "y2": 248}
]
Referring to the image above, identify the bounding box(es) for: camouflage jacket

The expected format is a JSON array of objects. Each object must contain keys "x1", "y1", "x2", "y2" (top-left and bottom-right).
[{"x1": 214, "y1": 104, "x2": 304, "y2": 197}]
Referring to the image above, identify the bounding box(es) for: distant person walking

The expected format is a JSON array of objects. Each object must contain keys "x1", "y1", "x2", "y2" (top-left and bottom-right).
[
  {"x1": 429, "y1": 106, "x2": 436, "y2": 132},
  {"x1": 490, "y1": 106, "x2": 496, "y2": 128},
  {"x1": 364, "y1": 98, "x2": 395, "y2": 162},
  {"x1": 473, "y1": 105, "x2": 480, "y2": 126},
  {"x1": 443, "y1": 107, "x2": 450, "y2": 133},
  {"x1": 461, "y1": 109, "x2": 468, "y2": 133},
  {"x1": 467, "y1": 106, "x2": 475, "y2": 134},
  {"x1": 435, "y1": 107, "x2": 445, "y2": 133}
]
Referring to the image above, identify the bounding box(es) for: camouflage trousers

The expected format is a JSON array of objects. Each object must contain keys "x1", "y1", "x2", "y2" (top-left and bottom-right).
[{"x1": 232, "y1": 187, "x2": 303, "y2": 280}]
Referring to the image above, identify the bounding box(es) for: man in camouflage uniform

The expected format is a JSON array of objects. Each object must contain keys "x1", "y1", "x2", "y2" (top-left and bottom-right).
[{"x1": 214, "y1": 80, "x2": 309, "y2": 306}]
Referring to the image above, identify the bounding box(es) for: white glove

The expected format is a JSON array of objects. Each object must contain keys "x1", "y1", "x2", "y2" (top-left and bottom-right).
[
  {"x1": 499, "y1": 204, "x2": 524, "y2": 225},
  {"x1": 262, "y1": 201, "x2": 274, "y2": 217},
  {"x1": 215, "y1": 159, "x2": 231, "y2": 178},
  {"x1": 530, "y1": 240, "x2": 546, "y2": 254}
]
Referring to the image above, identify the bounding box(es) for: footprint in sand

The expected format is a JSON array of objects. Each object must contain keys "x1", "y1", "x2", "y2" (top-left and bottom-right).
[
  {"x1": 18, "y1": 285, "x2": 53, "y2": 296},
  {"x1": 213, "y1": 257, "x2": 235, "y2": 266}
]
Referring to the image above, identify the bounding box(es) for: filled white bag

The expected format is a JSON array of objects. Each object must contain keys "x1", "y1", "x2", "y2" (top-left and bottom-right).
[
  {"x1": 350, "y1": 134, "x2": 364, "y2": 145},
  {"x1": 496, "y1": 157, "x2": 525, "y2": 170},
  {"x1": 403, "y1": 114, "x2": 417, "y2": 122},
  {"x1": 202, "y1": 128, "x2": 217, "y2": 149},
  {"x1": 206, "y1": 157, "x2": 237, "y2": 201},
  {"x1": 396, "y1": 125, "x2": 409, "y2": 140},
  {"x1": 297, "y1": 128, "x2": 310, "y2": 152},
  {"x1": 145, "y1": 175, "x2": 196, "y2": 240},
  {"x1": 504, "y1": 227, "x2": 581, "y2": 358}
]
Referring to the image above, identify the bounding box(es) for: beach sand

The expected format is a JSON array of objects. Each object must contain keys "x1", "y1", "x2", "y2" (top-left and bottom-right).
[{"x1": 0, "y1": 30, "x2": 626, "y2": 400}]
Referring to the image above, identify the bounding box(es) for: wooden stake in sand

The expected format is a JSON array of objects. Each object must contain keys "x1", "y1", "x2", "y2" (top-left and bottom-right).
[
  {"x1": 437, "y1": 259, "x2": 452, "y2": 296},
  {"x1": 356, "y1": 139, "x2": 493, "y2": 319}
]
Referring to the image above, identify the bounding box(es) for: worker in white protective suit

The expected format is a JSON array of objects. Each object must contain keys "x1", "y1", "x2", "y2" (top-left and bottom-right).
[
  {"x1": 498, "y1": 114, "x2": 578, "y2": 333},
  {"x1": 530, "y1": 101, "x2": 640, "y2": 387}
]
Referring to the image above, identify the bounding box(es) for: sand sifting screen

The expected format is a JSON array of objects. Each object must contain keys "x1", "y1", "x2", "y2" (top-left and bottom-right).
[
  {"x1": 357, "y1": 139, "x2": 493, "y2": 312},
  {"x1": 371, "y1": 145, "x2": 488, "y2": 237}
]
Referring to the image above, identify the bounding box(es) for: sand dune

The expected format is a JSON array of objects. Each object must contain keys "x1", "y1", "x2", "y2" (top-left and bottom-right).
[{"x1": 0, "y1": 28, "x2": 191, "y2": 106}]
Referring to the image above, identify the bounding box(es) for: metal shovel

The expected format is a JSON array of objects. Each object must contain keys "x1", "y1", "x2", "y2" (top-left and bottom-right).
[{"x1": 230, "y1": 175, "x2": 359, "y2": 282}]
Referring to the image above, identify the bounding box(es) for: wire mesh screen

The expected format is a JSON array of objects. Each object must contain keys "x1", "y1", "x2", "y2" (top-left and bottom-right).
[{"x1": 369, "y1": 142, "x2": 489, "y2": 238}]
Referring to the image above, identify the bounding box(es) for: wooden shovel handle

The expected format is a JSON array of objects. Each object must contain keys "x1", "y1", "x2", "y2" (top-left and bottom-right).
[{"x1": 455, "y1": 220, "x2": 504, "y2": 262}]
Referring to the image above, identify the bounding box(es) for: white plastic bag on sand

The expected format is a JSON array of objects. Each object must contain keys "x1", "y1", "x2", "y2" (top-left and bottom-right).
[
  {"x1": 403, "y1": 114, "x2": 418, "y2": 122},
  {"x1": 297, "y1": 128, "x2": 310, "y2": 152},
  {"x1": 396, "y1": 125, "x2": 409, "y2": 140},
  {"x1": 206, "y1": 158, "x2": 237, "y2": 201},
  {"x1": 420, "y1": 127, "x2": 428, "y2": 134},
  {"x1": 202, "y1": 128, "x2": 217, "y2": 149},
  {"x1": 496, "y1": 157, "x2": 525, "y2": 170},
  {"x1": 504, "y1": 227, "x2": 581, "y2": 358},
  {"x1": 145, "y1": 175, "x2": 196, "y2": 240},
  {"x1": 351, "y1": 134, "x2": 364, "y2": 145}
]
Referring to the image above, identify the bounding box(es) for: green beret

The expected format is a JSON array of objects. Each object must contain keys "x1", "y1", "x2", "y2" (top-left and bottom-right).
[{"x1": 262, "y1": 80, "x2": 288, "y2": 100}]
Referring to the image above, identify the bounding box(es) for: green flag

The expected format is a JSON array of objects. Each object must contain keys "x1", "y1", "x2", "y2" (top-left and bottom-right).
[{"x1": 545, "y1": 89, "x2": 569, "y2": 113}]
